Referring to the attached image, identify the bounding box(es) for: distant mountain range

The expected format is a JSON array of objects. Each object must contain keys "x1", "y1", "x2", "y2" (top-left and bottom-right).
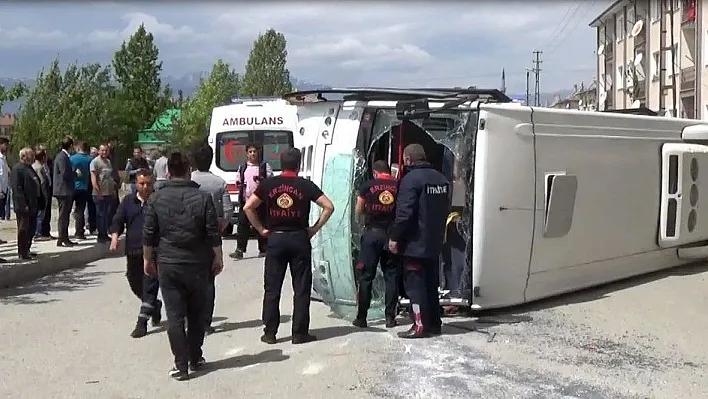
[{"x1": 0, "y1": 74, "x2": 570, "y2": 114}]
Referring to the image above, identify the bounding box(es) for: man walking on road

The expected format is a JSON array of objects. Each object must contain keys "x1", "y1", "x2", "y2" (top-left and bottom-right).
[
  {"x1": 231, "y1": 144, "x2": 272, "y2": 260},
  {"x1": 53, "y1": 136, "x2": 76, "y2": 247},
  {"x1": 10, "y1": 147, "x2": 42, "y2": 260},
  {"x1": 190, "y1": 142, "x2": 232, "y2": 335},
  {"x1": 110, "y1": 169, "x2": 162, "y2": 338},
  {"x1": 143, "y1": 152, "x2": 224, "y2": 381},
  {"x1": 242, "y1": 148, "x2": 334, "y2": 345}
]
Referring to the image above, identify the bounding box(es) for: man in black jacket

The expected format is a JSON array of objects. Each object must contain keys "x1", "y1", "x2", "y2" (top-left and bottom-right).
[
  {"x1": 388, "y1": 144, "x2": 450, "y2": 339},
  {"x1": 143, "y1": 152, "x2": 224, "y2": 381},
  {"x1": 37, "y1": 144, "x2": 54, "y2": 240},
  {"x1": 10, "y1": 147, "x2": 43, "y2": 260},
  {"x1": 53, "y1": 136, "x2": 76, "y2": 247}
]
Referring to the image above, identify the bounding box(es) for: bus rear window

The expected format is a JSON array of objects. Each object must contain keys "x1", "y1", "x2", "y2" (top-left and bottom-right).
[
  {"x1": 262, "y1": 131, "x2": 291, "y2": 170},
  {"x1": 216, "y1": 130, "x2": 293, "y2": 172}
]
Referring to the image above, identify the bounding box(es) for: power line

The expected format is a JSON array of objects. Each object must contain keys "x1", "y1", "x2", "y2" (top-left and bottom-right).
[
  {"x1": 548, "y1": 0, "x2": 599, "y2": 55},
  {"x1": 540, "y1": 1, "x2": 581, "y2": 50}
]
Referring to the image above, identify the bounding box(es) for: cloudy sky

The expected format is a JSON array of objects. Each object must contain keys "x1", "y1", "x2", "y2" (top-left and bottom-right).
[{"x1": 0, "y1": 1, "x2": 610, "y2": 94}]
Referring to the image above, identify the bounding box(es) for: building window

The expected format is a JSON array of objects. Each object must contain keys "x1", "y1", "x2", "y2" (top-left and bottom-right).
[
  {"x1": 617, "y1": 65, "x2": 624, "y2": 90},
  {"x1": 652, "y1": 51, "x2": 661, "y2": 80},
  {"x1": 705, "y1": 30, "x2": 708, "y2": 66},
  {"x1": 617, "y1": 14, "x2": 626, "y2": 41},
  {"x1": 664, "y1": 43, "x2": 679, "y2": 75}
]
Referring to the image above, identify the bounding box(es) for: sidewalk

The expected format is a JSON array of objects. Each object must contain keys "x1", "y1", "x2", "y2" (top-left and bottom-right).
[{"x1": 0, "y1": 233, "x2": 122, "y2": 289}]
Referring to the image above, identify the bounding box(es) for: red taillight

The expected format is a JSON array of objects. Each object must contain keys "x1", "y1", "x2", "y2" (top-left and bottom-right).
[{"x1": 226, "y1": 183, "x2": 239, "y2": 194}]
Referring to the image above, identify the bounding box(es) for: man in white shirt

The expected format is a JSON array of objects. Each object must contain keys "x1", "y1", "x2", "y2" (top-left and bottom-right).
[{"x1": 230, "y1": 145, "x2": 272, "y2": 260}]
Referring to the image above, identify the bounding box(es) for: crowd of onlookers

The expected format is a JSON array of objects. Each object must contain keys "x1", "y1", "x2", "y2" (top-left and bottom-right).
[{"x1": 0, "y1": 135, "x2": 168, "y2": 262}]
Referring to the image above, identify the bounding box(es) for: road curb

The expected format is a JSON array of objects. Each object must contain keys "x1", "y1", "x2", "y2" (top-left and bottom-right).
[{"x1": 0, "y1": 238, "x2": 124, "y2": 289}]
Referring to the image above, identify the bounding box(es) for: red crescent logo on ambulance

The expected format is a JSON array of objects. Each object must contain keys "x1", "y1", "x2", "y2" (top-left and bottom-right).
[{"x1": 224, "y1": 140, "x2": 235, "y2": 163}]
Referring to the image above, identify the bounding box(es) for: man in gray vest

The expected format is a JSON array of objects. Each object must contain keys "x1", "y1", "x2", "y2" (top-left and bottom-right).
[
  {"x1": 190, "y1": 142, "x2": 232, "y2": 335},
  {"x1": 153, "y1": 148, "x2": 169, "y2": 191}
]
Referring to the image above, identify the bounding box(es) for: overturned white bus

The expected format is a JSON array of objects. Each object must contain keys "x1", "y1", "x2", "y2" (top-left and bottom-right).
[{"x1": 282, "y1": 87, "x2": 708, "y2": 320}]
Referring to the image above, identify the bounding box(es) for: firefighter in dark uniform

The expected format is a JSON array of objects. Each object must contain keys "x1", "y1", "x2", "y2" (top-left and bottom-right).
[
  {"x1": 388, "y1": 144, "x2": 450, "y2": 339},
  {"x1": 352, "y1": 160, "x2": 399, "y2": 329},
  {"x1": 242, "y1": 148, "x2": 335, "y2": 345}
]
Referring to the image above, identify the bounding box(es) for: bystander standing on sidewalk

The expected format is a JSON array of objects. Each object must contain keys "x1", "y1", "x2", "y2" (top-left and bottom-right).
[
  {"x1": 0, "y1": 138, "x2": 10, "y2": 240},
  {"x1": 70, "y1": 141, "x2": 93, "y2": 239},
  {"x1": 32, "y1": 148, "x2": 51, "y2": 242},
  {"x1": 37, "y1": 144, "x2": 54, "y2": 240},
  {"x1": 10, "y1": 147, "x2": 42, "y2": 261}
]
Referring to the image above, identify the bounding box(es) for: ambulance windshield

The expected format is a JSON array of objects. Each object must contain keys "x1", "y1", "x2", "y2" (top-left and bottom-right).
[{"x1": 215, "y1": 130, "x2": 293, "y2": 171}]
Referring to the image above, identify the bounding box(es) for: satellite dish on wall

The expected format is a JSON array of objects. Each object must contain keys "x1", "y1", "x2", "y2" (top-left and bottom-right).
[
  {"x1": 634, "y1": 52, "x2": 643, "y2": 66},
  {"x1": 597, "y1": 44, "x2": 605, "y2": 55},
  {"x1": 631, "y1": 20, "x2": 644, "y2": 37},
  {"x1": 631, "y1": 100, "x2": 641, "y2": 108}
]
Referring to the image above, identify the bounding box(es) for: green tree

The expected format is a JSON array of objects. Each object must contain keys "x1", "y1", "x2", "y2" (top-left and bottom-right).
[
  {"x1": 13, "y1": 59, "x2": 117, "y2": 152},
  {"x1": 172, "y1": 59, "x2": 240, "y2": 149},
  {"x1": 0, "y1": 82, "x2": 28, "y2": 114},
  {"x1": 112, "y1": 23, "x2": 169, "y2": 156},
  {"x1": 13, "y1": 59, "x2": 64, "y2": 149},
  {"x1": 241, "y1": 29, "x2": 292, "y2": 97}
]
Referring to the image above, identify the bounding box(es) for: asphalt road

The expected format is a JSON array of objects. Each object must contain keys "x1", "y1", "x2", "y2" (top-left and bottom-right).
[{"x1": 1, "y1": 240, "x2": 707, "y2": 398}]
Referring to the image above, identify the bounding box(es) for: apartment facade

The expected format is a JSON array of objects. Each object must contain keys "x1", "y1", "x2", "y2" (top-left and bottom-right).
[{"x1": 590, "y1": 0, "x2": 702, "y2": 118}]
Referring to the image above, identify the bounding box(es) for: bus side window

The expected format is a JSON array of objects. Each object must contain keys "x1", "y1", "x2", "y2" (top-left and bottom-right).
[{"x1": 301, "y1": 147, "x2": 307, "y2": 172}]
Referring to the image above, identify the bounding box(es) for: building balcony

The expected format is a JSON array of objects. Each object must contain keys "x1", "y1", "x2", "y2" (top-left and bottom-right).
[
  {"x1": 681, "y1": 65, "x2": 696, "y2": 93},
  {"x1": 682, "y1": 0, "x2": 696, "y2": 26}
]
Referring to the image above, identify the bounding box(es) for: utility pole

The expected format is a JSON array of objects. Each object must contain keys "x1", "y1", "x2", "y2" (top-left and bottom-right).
[
  {"x1": 525, "y1": 68, "x2": 531, "y2": 106},
  {"x1": 532, "y1": 50, "x2": 543, "y2": 106}
]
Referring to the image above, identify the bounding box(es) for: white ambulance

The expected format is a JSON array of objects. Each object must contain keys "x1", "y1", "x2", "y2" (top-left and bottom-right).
[{"x1": 207, "y1": 97, "x2": 298, "y2": 234}]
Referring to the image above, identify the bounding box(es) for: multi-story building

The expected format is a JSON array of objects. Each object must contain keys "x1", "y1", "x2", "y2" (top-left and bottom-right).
[
  {"x1": 590, "y1": 0, "x2": 701, "y2": 118},
  {"x1": 0, "y1": 113, "x2": 15, "y2": 138},
  {"x1": 549, "y1": 81, "x2": 598, "y2": 111}
]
